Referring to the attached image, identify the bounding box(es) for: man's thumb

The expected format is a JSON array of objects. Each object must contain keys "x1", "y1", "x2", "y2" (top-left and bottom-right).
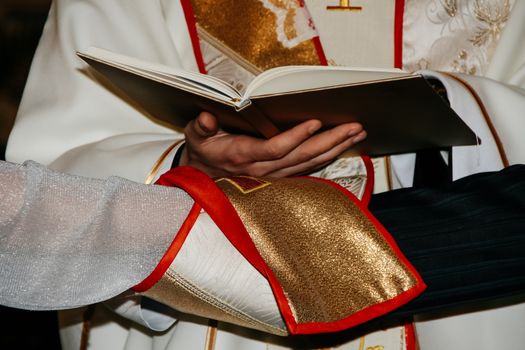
[{"x1": 194, "y1": 112, "x2": 219, "y2": 137}]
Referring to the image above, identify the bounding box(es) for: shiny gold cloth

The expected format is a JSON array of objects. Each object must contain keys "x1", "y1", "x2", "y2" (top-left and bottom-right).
[
  {"x1": 190, "y1": 0, "x2": 322, "y2": 72},
  {"x1": 142, "y1": 170, "x2": 423, "y2": 336},
  {"x1": 216, "y1": 176, "x2": 420, "y2": 326}
]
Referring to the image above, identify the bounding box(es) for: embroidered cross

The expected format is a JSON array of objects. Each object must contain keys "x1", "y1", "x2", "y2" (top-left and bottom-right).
[{"x1": 326, "y1": 0, "x2": 363, "y2": 11}]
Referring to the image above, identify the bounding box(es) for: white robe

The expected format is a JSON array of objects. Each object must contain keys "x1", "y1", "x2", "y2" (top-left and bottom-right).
[{"x1": 7, "y1": 0, "x2": 525, "y2": 349}]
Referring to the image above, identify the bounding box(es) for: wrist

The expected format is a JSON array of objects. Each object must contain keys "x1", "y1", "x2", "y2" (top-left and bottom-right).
[{"x1": 171, "y1": 142, "x2": 186, "y2": 168}]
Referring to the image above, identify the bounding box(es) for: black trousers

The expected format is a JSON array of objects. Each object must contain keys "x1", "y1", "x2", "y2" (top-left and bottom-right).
[
  {"x1": 370, "y1": 164, "x2": 525, "y2": 319},
  {"x1": 261, "y1": 164, "x2": 525, "y2": 348}
]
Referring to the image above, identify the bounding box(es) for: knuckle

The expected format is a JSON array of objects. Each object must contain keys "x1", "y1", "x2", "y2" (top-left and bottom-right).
[
  {"x1": 295, "y1": 150, "x2": 316, "y2": 162},
  {"x1": 265, "y1": 144, "x2": 286, "y2": 159},
  {"x1": 246, "y1": 166, "x2": 269, "y2": 177},
  {"x1": 227, "y1": 152, "x2": 246, "y2": 166}
]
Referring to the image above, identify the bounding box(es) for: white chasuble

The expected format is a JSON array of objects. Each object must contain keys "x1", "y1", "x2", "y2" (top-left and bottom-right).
[
  {"x1": 304, "y1": 0, "x2": 397, "y2": 68},
  {"x1": 185, "y1": 1, "x2": 525, "y2": 350},
  {"x1": 186, "y1": 1, "x2": 411, "y2": 349},
  {"x1": 7, "y1": 0, "x2": 525, "y2": 350}
]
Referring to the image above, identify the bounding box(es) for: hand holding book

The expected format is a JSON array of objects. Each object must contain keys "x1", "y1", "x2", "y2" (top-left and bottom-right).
[
  {"x1": 180, "y1": 111, "x2": 366, "y2": 178},
  {"x1": 78, "y1": 47, "x2": 477, "y2": 159}
]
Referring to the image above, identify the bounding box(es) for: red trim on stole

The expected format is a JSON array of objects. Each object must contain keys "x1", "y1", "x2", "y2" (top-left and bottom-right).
[
  {"x1": 312, "y1": 36, "x2": 328, "y2": 66},
  {"x1": 180, "y1": 0, "x2": 207, "y2": 74},
  {"x1": 150, "y1": 167, "x2": 304, "y2": 332},
  {"x1": 405, "y1": 323, "x2": 417, "y2": 350},
  {"x1": 142, "y1": 167, "x2": 425, "y2": 335},
  {"x1": 133, "y1": 203, "x2": 201, "y2": 292},
  {"x1": 361, "y1": 155, "x2": 374, "y2": 206},
  {"x1": 301, "y1": 1, "x2": 328, "y2": 66},
  {"x1": 394, "y1": 0, "x2": 405, "y2": 69},
  {"x1": 154, "y1": 167, "x2": 272, "y2": 277},
  {"x1": 299, "y1": 176, "x2": 426, "y2": 334}
]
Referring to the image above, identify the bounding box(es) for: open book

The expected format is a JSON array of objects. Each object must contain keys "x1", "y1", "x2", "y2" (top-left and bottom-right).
[{"x1": 78, "y1": 47, "x2": 477, "y2": 156}]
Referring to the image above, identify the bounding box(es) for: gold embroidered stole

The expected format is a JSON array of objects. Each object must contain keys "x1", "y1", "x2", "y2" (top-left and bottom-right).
[
  {"x1": 215, "y1": 176, "x2": 420, "y2": 327},
  {"x1": 140, "y1": 168, "x2": 424, "y2": 336},
  {"x1": 190, "y1": 0, "x2": 323, "y2": 75}
]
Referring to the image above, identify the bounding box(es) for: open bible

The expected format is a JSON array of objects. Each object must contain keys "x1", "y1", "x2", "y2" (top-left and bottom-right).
[{"x1": 78, "y1": 47, "x2": 477, "y2": 156}]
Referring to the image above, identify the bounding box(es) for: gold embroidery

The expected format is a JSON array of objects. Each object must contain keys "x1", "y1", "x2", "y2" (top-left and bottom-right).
[
  {"x1": 216, "y1": 176, "x2": 271, "y2": 194},
  {"x1": 402, "y1": 0, "x2": 515, "y2": 76},
  {"x1": 470, "y1": 0, "x2": 511, "y2": 47},
  {"x1": 357, "y1": 336, "x2": 385, "y2": 350},
  {"x1": 452, "y1": 50, "x2": 477, "y2": 75},
  {"x1": 191, "y1": 0, "x2": 321, "y2": 71},
  {"x1": 440, "y1": 0, "x2": 458, "y2": 17},
  {"x1": 326, "y1": 0, "x2": 363, "y2": 11},
  {"x1": 144, "y1": 140, "x2": 184, "y2": 184},
  {"x1": 268, "y1": 0, "x2": 298, "y2": 41}
]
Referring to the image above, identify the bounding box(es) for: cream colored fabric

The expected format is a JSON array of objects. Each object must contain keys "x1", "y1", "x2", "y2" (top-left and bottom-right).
[
  {"x1": 7, "y1": 0, "x2": 525, "y2": 349},
  {"x1": 403, "y1": 0, "x2": 516, "y2": 75},
  {"x1": 145, "y1": 212, "x2": 286, "y2": 334},
  {"x1": 305, "y1": 0, "x2": 396, "y2": 67},
  {"x1": 6, "y1": 0, "x2": 195, "y2": 172},
  {"x1": 393, "y1": 3, "x2": 525, "y2": 348}
]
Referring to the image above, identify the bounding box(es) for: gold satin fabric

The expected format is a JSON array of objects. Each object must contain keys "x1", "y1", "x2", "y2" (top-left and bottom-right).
[
  {"x1": 190, "y1": 0, "x2": 321, "y2": 72},
  {"x1": 216, "y1": 176, "x2": 418, "y2": 325}
]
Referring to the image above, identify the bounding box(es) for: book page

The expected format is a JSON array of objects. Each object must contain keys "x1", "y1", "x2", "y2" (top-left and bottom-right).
[
  {"x1": 78, "y1": 47, "x2": 242, "y2": 102},
  {"x1": 244, "y1": 66, "x2": 411, "y2": 98}
]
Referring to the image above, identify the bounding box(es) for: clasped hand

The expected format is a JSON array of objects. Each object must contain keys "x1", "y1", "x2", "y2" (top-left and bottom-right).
[{"x1": 179, "y1": 112, "x2": 367, "y2": 178}]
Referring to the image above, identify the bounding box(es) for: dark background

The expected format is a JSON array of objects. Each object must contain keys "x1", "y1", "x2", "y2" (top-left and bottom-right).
[{"x1": 0, "y1": 0, "x2": 62, "y2": 348}]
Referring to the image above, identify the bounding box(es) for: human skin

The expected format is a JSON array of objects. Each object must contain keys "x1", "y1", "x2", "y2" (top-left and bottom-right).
[{"x1": 180, "y1": 111, "x2": 367, "y2": 178}]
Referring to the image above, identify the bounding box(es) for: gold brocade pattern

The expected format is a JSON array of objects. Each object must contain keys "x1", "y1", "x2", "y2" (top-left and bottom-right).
[
  {"x1": 190, "y1": 0, "x2": 321, "y2": 72},
  {"x1": 216, "y1": 177, "x2": 418, "y2": 324},
  {"x1": 403, "y1": 0, "x2": 515, "y2": 75}
]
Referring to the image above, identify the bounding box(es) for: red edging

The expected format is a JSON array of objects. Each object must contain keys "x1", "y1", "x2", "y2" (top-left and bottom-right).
[
  {"x1": 294, "y1": 176, "x2": 426, "y2": 333},
  {"x1": 301, "y1": 1, "x2": 328, "y2": 66},
  {"x1": 153, "y1": 167, "x2": 272, "y2": 277},
  {"x1": 361, "y1": 155, "x2": 375, "y2": 206},
  {"x1": 143, "y1": 2, "x2": 421, "y2": 336},
  {"x1": 405, "y1": 323, "x2": 417, "y2": 350},
  {"x1": 310, "y1": 176, "x2": 426, "y2": 296},
  {"x1": 138, "y1": 167, "x2": 425, "y2": 335},
  {"x1": 394, "y1": 0, "x2": 405, "y2": 69},
  {"x1": 312, "y1": 36, "x2": 328, "y2": 66},
  {"x1": 180, "y1": 0, "x2": 207, "y2": 74},
  {"x1": 147, "y1": 167, "x2": 300, "y2": 331},
  {"x1": 133, "y1": 202, "x2": 201, "y2": 292}
]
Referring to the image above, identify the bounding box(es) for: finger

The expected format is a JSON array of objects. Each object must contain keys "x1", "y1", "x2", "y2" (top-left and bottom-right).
[
  {"x1": 248, "y1": 123, "x2": 365, "y2": 175},
  {"x1": 188, "y1": 111, "x2": 219, "y2": 139},
  {"x1": 246, "y1": 119, "x2": 323, "y2": 161},
  {"x1": 267, "y1": 131, "x2": 366, "y2": 177},
  {"x1": 300, "y1": 123, "x2": 363, "y2": 156}
]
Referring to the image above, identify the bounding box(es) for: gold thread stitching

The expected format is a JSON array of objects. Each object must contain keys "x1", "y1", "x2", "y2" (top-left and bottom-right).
[
  {"x1": 164, "y1": 269, "x2": 288, "y2": 335},
  {"x1": 144, "y1": 140, "x2": 185, "y2": 184}
]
